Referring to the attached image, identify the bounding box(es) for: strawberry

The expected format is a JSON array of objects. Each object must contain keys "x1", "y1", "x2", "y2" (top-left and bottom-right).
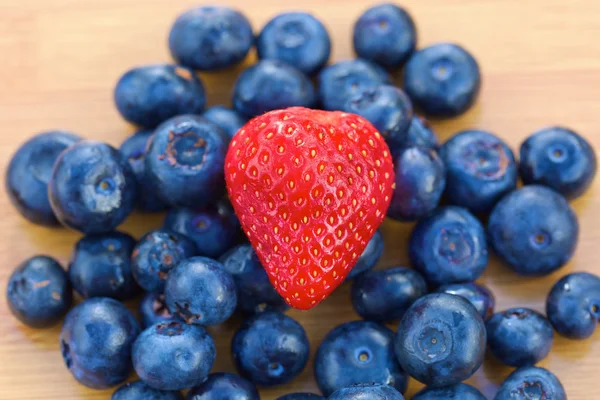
[{"x1": 225, "y1": 107, "x2": 395, "y2": 310}]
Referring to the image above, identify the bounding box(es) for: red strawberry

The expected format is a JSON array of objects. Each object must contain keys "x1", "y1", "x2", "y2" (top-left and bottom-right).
[{"x1": 225, "y1": 107, "x2": 395, "y2": 310}]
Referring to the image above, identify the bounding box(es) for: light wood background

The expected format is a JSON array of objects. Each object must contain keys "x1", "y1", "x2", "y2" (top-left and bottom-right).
[{"x1": 1, "y1": 0, "x2": 599, "y2": 399}]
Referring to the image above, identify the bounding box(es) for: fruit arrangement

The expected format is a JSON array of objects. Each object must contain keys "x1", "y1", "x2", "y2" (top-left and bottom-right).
[{"x1": 4, "y1": 3, "x2": 599, "y2": 400}]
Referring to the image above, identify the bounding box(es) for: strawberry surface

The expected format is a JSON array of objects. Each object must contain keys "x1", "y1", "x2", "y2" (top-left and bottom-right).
[{"x1": 225, "y1": 107, "x2": 395, "y2": 310}]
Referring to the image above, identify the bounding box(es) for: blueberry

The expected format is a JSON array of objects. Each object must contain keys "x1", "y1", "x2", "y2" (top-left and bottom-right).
[
  {"x1": 164, "y1": 257, "x2": 237, "y2": 326},
  {"x1": 405, "y1": 116, "x2": 439, "y2": 150},
  {"x1": 486, "y1": 308, "x2": 553, "y2": 367},
  {"x1": 119, "y1": 130, "x2": 168, "y2": 212},
  {"x1": 327, "y1": 383, "x2": 405, "y2": 400},
  {"x1": 409, "y1": 206, "x2": 488, "y2": 286},
  {"x1": 114, "y1": 64, "x2": 206, "y2": 128},
  {"x1": 131, "y1": 229, "x2": 198, "y2": 292},
  {"x1": 318, "y1": 59, "x2": 391, "y2": 111},
  {"x1": 133, "y1": 321, "x2": 216, "y2": 391},
  {"x1": 232, "y1": 312, "x2": 309, "y2": 386},
  {"x1": 346, "y1": 229, "x2": 384, "y2": 280},
  {"x1": 412, "y1": 383, "x2": 485, "y2": 400},
  {"x1": 219, "y1": 244, "x2": 288, "y2": 314},
  {"x1": 48, "y1": 141, "x2": 137, "y2": 234},
  {"x1": 546, "y1": 272, "x2": 600, "y2": 340},
  {"x1": 404, "y1": 43, "x2": 480, "y2": 117},
  {"x1": 163, "y1": 201, "x2": 241, "y2": 259},
  {"x1": 494, "y1": 366, "x2": 566, "y2": 400},
  {"x1": 60, "y1": 298, "x2": 140, "y2": 389},
  {"x1": 440, "y1": 130, "x2": 517, "y2": 214},
  {"x1": 387, "y1": 146, "x2": 446, "y2": 221},
  {"x1": 6, "y1": 131, "x2": 81, "y2": 226},
  {"x1": 353, "y1": 3, "x2": 416, "y2": 68},
  {"x1": 112, "y1": 380, "x2": 183, "y2": 400},
  {"x1": 202, "y1": 106, "x2": 247, "y2": 140},
  {"x1": 257, "y1": 12, "x2": 331, "y2": 76},
  {"x1": 488, "y1": 186, "x2": 579, "y2": 276},
  {"x1": 520, "y1": 126, "x2": 597, "y2": 199},
  {"x1": 139, "y1": 292, "x2": 180, "y2": 329},
  {"x1": 7, "y1": 255, "x2": 72, "y2": 328},
  {"x1": 436, "y1": 282, "x2": 495, "y2": 320},
  {"x1": 68, "y1": 231, "x2": 139, "y2": 300},
  {"x1": 276, "y1": 394, "x2": 325, "y2": 400},
  {"x1": 314, "y1": 321, "x2": 408, "y2": 396},
  {"x1": 232, "y1": 60, "x2": 317, "y2": 118},
  {"x1": 168, "y1": 6, "x2": 253, "y2": 71},
  {"x1": 187, "y1": 372, "x2": 259, "y2": 400},
  {"x1": 145, "y1": 115, "x2": 228, "y2": 208},
  {"x1": 394, "y1": 293, "x2": 486, "y2": 387},
  {"x1": 351, "y1": 267, "x2": 427, "y2": 323}
]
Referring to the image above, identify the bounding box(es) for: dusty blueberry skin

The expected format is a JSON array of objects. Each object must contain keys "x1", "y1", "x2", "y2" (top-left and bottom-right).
[
  {"x1": 232, "y1": 312, "x2": 309, "y2": 386},
  {"x1": 145, "y1": 115, "x2": 228, "y2": 208},
  {"x1": 257, "y1": 12, "x2": 331, "y2": 76},
  {"x1": 131, "y1": 229, "x2": 198, "y2": 292},
  {"x1": 404, "y1": 43, "x2": 481, "y2": 117},
  {"x1": 232, "y1": 60, "x2": 317, "y2": 118},
  {"x1": 409, "y1": 206, "x2": 488, "y2": 286},
  {"x1": 169, "y1": 6, "x2": 253, "y2": 71},
  {"x1": 119, "y1": 130, "x2": 168, "y2": 212},
  {"x1": 139, "y1": 292, "x2": 181, "y2": 329},
  {"x1": 346, "y1": 229, "x2": 384, "y2": 280},
  {"x1": 351, "y1": 267, "x2": 428, "y2": 323},
  {"x1": 187, "y1": 372, "x2": 259, "y2": 400},
  {"x1": 327, "y1": 383, "x2": 405, "y2": 400},
  {"x1": 388, "y1": 146, "x2": 446, "y2": 221},
  {"x1": 488, "y1": 185, "x2": 579, "y2": 276},
  {"x1": 404, "y1": 116, "x2": 439, "y2": 150},
  {"x1": 48, "y1": 141, "x2": 137, "y2": 234},
  {"x1": 112, "y1": 380, "x2": 183, "y2": 400},
  {"x1": 276, "y1": 394, "x2": 325, "y2": 400},
  {"x1": 202, "y1": 106, "x2": 247, "y2": 140},
  {"x1": 413, "y1": 383, "x2": 485, "y2": 400},
  {"x1": 486, "y1": 308, "x2": 554, "y2": 367},
  {"x1": 494, "y1": 366, "x2": 566, "y2": 400},
  {"x1": 314, "y1": 321, "x2": 408, "y2": 396},
  {"x1": 436, "y1": 282, "x2": 495, "y2": 320},
  {"x1": 7, "y1": 255, "x2": 72, "y2": 328},
  {"x1": 60, "y1": 298, "x2": 140, "y2": 389},
  {"x1": 440, "y1": 130, "x2": 518, "y2": 214},
  {"x1": 133, "y1": 321, "x2": 216, "y2": 391},
  {"x1": 219, "y1": 244, "x2": 288, "y2": 314},
  {"x1": 520, "y1": 126, "x2": 597, "y2": 200},
  {"x1": 394, "y1": 293, "x2": 486, "y2": 387},
  {"x1": 546, "y1": 272, "x2": 600, "y2": 340},
  {"x1": 353, "y1": 3, "x2": 416, "y2": 68},
  {"x1": 317, "y1": 59, "x2": 391, "y2": 111},
  {"x1": 6, "y1": 131, "x2": 81, "y2": 226}
]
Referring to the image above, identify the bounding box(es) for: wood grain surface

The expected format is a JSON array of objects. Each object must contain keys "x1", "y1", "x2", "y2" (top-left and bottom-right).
[{"x1": 1, "y1": 0, "x2": 599, "y2": 399}]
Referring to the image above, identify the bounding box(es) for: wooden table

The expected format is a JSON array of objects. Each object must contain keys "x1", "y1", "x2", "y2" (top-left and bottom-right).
[{"x1": 1, "y1": 0, "x2": 599, "y2": 398}]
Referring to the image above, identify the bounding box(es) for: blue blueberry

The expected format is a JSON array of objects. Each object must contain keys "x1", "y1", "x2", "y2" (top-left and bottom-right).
[
  {"x1": 187, "y1": 372, "x2": 259, "y2": 400},
  {"x1": 413, "y1": 383, "x2": 485, "y2": 400},
  {"x1": 315, "y1": 321, "x2": 408, "y2": 397},
  {"x1": 353, "y1": 3, "x2": 416, "y2": 68},
  {"x1": 409, "y1": 206, "x2": 488, "y2": 286},
  {"x1": 202, "y1": 106, "x2": 247, "y2": 140},
  {"x1": 6, "y1": 131, "x2": 81, "y2": 226},
  {"x1": 520, "y1": 126, "x2": 597, "y2": 199},
  {"x1": 232, "y1": 312, "x2": 309, "y2": 386},
  {"x1": 60, "y1": 298, "x2": 140, "y2": 389},
  {"x1": 404, "y1": 43, "x2": 480, "y2": 117},
  {"x1": 546, "y1": 272, "x2": 600, "y2": 340},
  {"x1": 394, "y1": 293, "x2": 486, "y2": 387},
  {"x1": 486, "y1": 308, "x2": 553, "y2": 367},
  {"x1": 276, "y1": 394, "x2": 325, "y2": 400},
  {"x1": 351, "y1": 267, "x2": 427, "y2": 323},
  {"x1": 257, "y1": 12, "x2": 331, "y2": 76},
  {"x1": 145, "y1": 115, "x2": 228, "y2": 208},
  {"x1": 494, "y1": 366, "x2": 566, "y2": 400},
  {"x1": 7, "y1": 255, "x2": 72, "y2": 328},
  {"x1": 119, "y1": 130, "x2": 168, "y2": 212},
  {"x1": 488, "y1": 185, "x2": 579, "y2": 276},
  {"x1": 112, "y1": 381, "x2": 183, "y2": 400},
  {"x1": 133, "y1": 321, "x2": 216, "y2": 391},
  {"x1": 165, "y1": 257, "x2": 237, "y2": 326},
  {"x1": 49, "y1": 141, "x2": 137, "y2": 234},
  {"x1": 219, "y1": 244, "x2": 288, "y2": 314},
  {"x1": 405, "y1": 115, "x2": 439, "y2": 150},
  {"x1": 440, "y1": 130, "x2": 517, "y2": 214},
  {"x1": 131, "y1": 229, "x2": 197, "y2": 292},
  {"x1": 327, "y1": 383, "x2": 405, "y2": 400},
  {"x1": 436, "y1": 282, "x2": 495, "y2": 321},
  {"x1": 232, "y1": 60, "x2": 316, "y2": 118},
  {"x1": 387, "y1": 146, "x2": 446, "y2": 221},
  {"x1": 318, "y1": 59, "x2": 391, "y2": 111},
  {"x1": 169, "y1": 6, "x2": 253, "y2": 71},
  {"x1": 139, "y1": 292, "x2": 180, "y2": 329},
  {"x1": 346, "y1": 229, "x2": 384, "y2": 280}
]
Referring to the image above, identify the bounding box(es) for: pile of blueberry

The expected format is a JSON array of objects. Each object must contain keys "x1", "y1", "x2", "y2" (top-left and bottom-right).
[{"x1": 4, "y1": 3, "x2": 599, "y2": 400}]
